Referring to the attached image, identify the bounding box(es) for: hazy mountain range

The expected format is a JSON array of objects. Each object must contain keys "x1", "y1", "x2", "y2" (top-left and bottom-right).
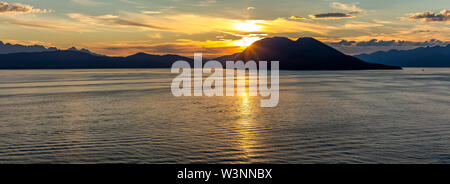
[
  {"x1": 0, "y1": 41, "x2": 58, "y2": 54},
  {"x1": 355, "y1": 45, "x2": 450, "y2": 67},
  {"x1": 9, "y1": 37, "x2": 450, "y2": 69},
  {"x1": 0, "y1": 41, "x2": 102, "y2": 56}
]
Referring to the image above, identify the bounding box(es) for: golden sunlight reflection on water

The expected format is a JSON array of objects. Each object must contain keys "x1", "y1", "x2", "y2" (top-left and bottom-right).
[
  {"x1": 234, "y1": 75, "x2": 263, "y2": 162},
  {"x1": 1, "y1": 68, "x2": 449, "y2": 163}
]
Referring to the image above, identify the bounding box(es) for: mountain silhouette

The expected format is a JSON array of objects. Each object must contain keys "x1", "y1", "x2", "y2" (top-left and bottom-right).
[
  {"x1": 124, "y1": 52, "x2": 194, "y2": 68},
  {"x1": 234, "y1": 37, "x2": 401, "y2": 70},
  {"x1": 67, "y1": 47, "x2": 105, "y2": 56},
  {"x1": 0, "y1": 50, "x2": 193, "y2": 69},
  {"x1": 0, "y1": 41, "x2": 104, "y2": 56},
  {"x1": 0, "y1": 41, "x2": 58, "y2": 54},
  {"x1": 213, "y1": 52, "x2": 241, "y2": 62},
  {"x1": 355, "y1": 45, "x2": 450, "y2": 67},
  {"x1": 0, "y1": 37, "x2": 402, "y2": 69}
]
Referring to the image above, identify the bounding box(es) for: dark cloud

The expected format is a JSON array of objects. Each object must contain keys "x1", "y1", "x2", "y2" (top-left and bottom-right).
[
  {"x1": 289, "y1": 16, "x2": 306, "y2": 20},
  {"x1": 0, "y1": 1, "x2": 48, "y2": 13},
  {"x1": 309, "y1": 13, "x2": 354, "y2": 19},
  {"x1": 329, "y1": 39, "x2": 449, "y2": 55},
  {"x1": 412, "y1": 30, "x2": 431, "y2": 33},
  {"x1": 334, "y1": 40, "x2": 356, "y2": 46},
  {"x1": 356, "y1": 39, "x2": 397, "y2": 46},
  {"x1": 0, "y1": 16, "x2": 70, "y2": 30},
  {"x1": 409, "y1": 10, "x2": 450, "y2": 22},
  {"x1": 347, "y1": 11, "x2": 361, "y2": 15},
  {"x1": 109, "y1": 18, "x2": 167, "y2": 30},
  {"x1": 330, "y1": 39, "x2": 449, "y2": 47},
  {"x1": 4, "y1": 20, "x2": 58, "y2": 29},
  {"x1": 67, "y1": 13, "x2": 167, "y2": 30}
]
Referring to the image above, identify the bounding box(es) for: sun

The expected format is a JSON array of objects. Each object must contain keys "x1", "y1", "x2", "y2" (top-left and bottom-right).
[
  {"x1": 232, "y1": 36, "x2": 263, "y2": 47},
  {"x1": 233, "y1": 20, "x2": 264, "y2": 32}
]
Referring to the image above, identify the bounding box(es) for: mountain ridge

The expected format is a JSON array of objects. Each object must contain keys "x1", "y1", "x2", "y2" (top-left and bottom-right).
[
  {"x1": 0, "y1": 41, "x2": 104, "y2": 56},
  {"x1": 355, "y1": 45, "x2": 450, "y2": 67},
  {"x1": 0, "y1": 37, "x2": 401, "y2": 70},
  {"x1": 0, "y1": 50, "x2": 193, "y2": 69},
  {"x1": 0, "y1": 41, "x2": 58, "y2": 54},
  {"x1": 234, "y1": 37, "x2": 401, "y2": 70}
]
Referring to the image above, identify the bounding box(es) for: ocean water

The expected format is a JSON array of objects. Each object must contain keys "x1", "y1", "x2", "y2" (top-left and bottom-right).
[{"x1": 0, "y1": 68, "x2": 449, "y2": 164}]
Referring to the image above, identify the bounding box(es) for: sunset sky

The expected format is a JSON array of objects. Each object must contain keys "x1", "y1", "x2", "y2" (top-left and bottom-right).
[{"x1": 0, "y1": 0, "x2": 449, "y2": 57}]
